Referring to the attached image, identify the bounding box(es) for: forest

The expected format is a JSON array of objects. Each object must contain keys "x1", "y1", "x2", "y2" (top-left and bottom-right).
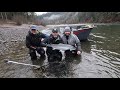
[
  {"x1": 0, "y1": 12, "x2": 36, "y2": 25},
  {"x1": 37, "y1": 12, "x2": 120, "y2": 25}
]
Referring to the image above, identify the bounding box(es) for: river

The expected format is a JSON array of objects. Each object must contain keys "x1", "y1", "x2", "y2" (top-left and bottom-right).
[{"x1": 0, "y1": 24, "x2": 120, "y2": 78}]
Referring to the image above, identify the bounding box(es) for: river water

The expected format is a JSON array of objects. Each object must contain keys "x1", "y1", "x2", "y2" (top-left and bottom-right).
[{"x1": 0, "y1": 24, "x2": 120, "y2": 78}]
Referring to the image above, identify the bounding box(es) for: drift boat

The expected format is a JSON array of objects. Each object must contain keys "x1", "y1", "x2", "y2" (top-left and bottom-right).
[{"x1": 41, "y1": 24, "x2": 95, "y2": 41}]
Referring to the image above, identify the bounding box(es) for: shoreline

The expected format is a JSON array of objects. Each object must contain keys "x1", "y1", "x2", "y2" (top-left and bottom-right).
[{"x1": 0, "y1": 24, "x2": 46, "y2": 30}]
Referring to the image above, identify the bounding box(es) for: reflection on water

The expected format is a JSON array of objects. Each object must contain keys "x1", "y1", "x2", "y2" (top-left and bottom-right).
[{"x1": 88, "y1": 25, "x2": 120, "y2": 78}]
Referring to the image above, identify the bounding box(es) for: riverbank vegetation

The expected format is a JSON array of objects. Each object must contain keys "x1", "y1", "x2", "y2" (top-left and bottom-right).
[{"x1": 37, "y1": 12, "x2": 120, "y2": 25}]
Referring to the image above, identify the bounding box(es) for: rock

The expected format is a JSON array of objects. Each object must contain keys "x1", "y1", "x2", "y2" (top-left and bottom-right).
[
  {"x1": 11, "y1": 40, "x2": 17, "y2": 42},
  {"x1": 0, "y1": 40, "x2": 7, "y2": 44}
]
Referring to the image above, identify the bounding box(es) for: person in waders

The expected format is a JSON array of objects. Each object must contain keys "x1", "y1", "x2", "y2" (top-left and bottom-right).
[
  {"x1": 26, "y1": 25, "x2": 47, "y2": 60},
  {"x1": 46, "y1": 29, "x2": 63, "y2": 62},
  {"x1": 62, "y1": 26, "x2": 82, "y2": 57}
]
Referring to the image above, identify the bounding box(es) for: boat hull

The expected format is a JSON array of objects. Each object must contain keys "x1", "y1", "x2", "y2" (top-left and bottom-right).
[
  {"x1": 41, "y1": 25, "x2": 93, "y2": 41},
  {"x1": 73, "y1": 28, "x2": 92, "y2": 41}
]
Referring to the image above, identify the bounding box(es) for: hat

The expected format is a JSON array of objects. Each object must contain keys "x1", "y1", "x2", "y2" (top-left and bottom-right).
[
  {"x1": 30, "y1": 25, "x2": 37, "y2": 30},
  {"x1": 64, "y1": 26, "x2": 71, "y2": 32},
  {"x1": 52, "y1": 29, "x2": 58, "y2": 33}
]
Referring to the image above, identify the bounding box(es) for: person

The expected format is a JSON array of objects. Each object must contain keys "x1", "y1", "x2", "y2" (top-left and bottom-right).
[
  {"x1": 26, "y1": 25, "x2": 47, "y2": 60},
  {"x1": 46, "y1": 28, "x2": 63, "y2": 44},
  {"x1": 45, "y1": 28, "x2": 63, "y2": 61},
  {"x1": 62, "y1": 26, "x2": 82, "y2": 56}
]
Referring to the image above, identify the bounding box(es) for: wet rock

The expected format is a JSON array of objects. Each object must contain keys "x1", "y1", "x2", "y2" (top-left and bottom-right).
[
  {"x1": 11, "y1": 40, "x2": 17, "y2": 42},
  {"x1": 20, "y1": 46, "x2": 25, "y2": 50},
  {"x1": 0, "y1": 40, "x2": 7, "y2": 44}
]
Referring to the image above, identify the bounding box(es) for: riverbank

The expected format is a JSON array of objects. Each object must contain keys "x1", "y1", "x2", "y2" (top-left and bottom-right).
[
  {"x1": 0, "y1": 24, "x2": 120, "y2": 78},
  {"x1": 0, "y1": 24, "x2": 47, "y2": 78}
]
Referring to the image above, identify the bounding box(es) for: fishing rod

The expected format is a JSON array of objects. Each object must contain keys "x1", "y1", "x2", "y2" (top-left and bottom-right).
[
  {"x1": 4, "y1": 59, "x2": 66, "y2": 69},
  {"x1": 4, "y1": 59, "x2": 42, "y2": 69},
  {"x1": 4, "y1": 60, "x2": 50, "y2": 78}
]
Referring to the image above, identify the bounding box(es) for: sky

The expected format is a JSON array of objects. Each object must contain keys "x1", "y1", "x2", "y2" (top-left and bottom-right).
[{"x1": 35, "y1": 12, "x2": 48, "y2": 15}]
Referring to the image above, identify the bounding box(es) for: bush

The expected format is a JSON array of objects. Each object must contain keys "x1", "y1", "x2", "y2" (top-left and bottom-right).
[
  {"x1": 33, "y1": 20, "x2": 46, "y2": 27},
  {"x1": 12, "y1": 15, "x2": 24, "y2": 26},
  {"x1": 40, "y1": 22, "x2": 46, "y2": 27},
  {"x1": 33, "y1": 20, "x2": 41, "y2": 25},
  {"x1": 0, "y1": 19, "x2": 6, "y2": 24}
]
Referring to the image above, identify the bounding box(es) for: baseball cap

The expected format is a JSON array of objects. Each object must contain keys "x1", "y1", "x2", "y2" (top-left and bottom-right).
[
  {"x1": 30, "y1": 25, "x2": 37, "y2": 30},
  {"x1": 52, "y1": 29, "x2": 58, "y2": 33}
]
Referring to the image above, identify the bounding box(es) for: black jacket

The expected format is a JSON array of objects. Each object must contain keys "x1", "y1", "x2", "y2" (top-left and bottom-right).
[
  {"x1": 26, "y1": 31, "x2": 47, "y2": 49},
  {"x1": 46, "y1": 34, "x2": 63, "y2": 44}
]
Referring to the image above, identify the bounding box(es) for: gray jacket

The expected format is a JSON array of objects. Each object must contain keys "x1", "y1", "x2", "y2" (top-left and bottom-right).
[{"x1": 62, "y1": 34, "x2": 82, "y2": 51}]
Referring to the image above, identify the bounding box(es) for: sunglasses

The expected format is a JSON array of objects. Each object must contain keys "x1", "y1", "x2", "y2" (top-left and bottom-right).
[{"x1": 31, "y1": 29, "x2": 36, "y2": 31}]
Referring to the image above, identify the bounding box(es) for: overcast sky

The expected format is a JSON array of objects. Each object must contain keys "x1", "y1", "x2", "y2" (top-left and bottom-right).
[{"x1": 35, "y1": 12, "x2": 47, "y2": 15}]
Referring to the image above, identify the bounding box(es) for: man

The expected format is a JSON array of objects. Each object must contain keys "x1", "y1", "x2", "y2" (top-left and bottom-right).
[
  {"x1": 46, "y1": 28, "x2": 63, "y2": 44},
  {"x1": 46, "y1": 28, "x2": 63, "y2": 61},
  {"x1": 26, "y1": 25, "x2": 47, "y2": 60},
  {"x1": 62, "y1": 26, "x2": 82, "y2": 56}
]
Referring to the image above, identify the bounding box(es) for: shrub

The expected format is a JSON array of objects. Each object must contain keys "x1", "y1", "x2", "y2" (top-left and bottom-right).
[
  {"x1": 12, "y1": 15, "x2": 24, "y2": 26},
  {"x1": 33, "y1": 20, "x2": 41, "y2": 25}
]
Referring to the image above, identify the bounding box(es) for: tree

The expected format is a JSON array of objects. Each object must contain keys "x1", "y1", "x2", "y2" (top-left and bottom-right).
[{"x1": 0, "y1": 12, "x2": 36, "y2": 24}]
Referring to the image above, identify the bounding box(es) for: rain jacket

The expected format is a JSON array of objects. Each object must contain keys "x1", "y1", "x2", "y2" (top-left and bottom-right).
[
  {"x1": 46, "y1": 34, "x2": 63, "y2": 44},
  {"x1": 61, "y1": 34, "x2": 82, "y2": 51},
  {"x1": 26, "y1": 30, "x2": 47, "y2": 49}
]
